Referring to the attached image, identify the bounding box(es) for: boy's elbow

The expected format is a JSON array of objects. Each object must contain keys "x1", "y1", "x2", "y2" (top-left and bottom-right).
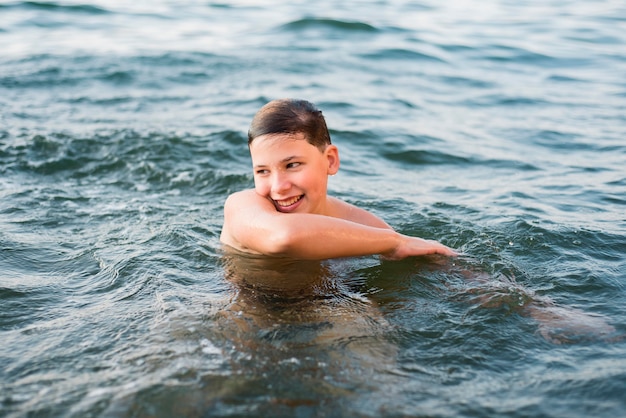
[{"x1": 261, "y1": 228, "x2": 297, "y2": 257}]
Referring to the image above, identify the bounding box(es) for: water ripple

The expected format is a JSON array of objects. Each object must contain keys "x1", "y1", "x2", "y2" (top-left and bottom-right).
[
  {"x1": 280, "y1": 17, "x2": 379, "y2": 33},
  {"x1": 0, "y1": 1, "x2": 111, "y2": 15},
  {"x1": 1, "y1": 0, "x2": 625, "y2": 416}
]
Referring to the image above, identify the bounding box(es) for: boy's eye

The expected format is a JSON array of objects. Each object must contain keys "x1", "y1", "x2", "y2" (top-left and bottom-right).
[
  {"x1": 286, "y1": 162, "x2": 301, "y2": 169},
  {"x1": 255, "y1": 169, "x2": 269, "y2": 175}
]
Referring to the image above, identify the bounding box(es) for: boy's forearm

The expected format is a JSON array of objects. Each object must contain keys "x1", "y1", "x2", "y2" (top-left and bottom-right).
[{"x1": 261, "y1": 214, "x2": 401, "y2": 259}]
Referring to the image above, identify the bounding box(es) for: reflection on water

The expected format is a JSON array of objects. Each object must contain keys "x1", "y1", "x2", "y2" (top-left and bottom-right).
[
  {"x1": 211, "y1": 249, "x2": 620, "y2": 414},
  {"x1": 212, "y1": 249, "x2": 399, "y2": 411},
  {"x1": 438, "y1": 257, "x2": 619, "y2": 345},
  {"x1": 221, "y1": 247, "x2": 619, "y2": 360}
]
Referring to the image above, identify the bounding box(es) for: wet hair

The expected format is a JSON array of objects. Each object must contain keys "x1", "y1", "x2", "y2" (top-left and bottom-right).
[{"x1": 248, "y1": 99, "x2": 332, "y2": 150}]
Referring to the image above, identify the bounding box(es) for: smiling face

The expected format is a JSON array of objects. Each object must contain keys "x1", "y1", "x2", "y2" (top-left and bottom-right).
[{"x1": 250, "y1": 132, "x2": 339, "y2": 215}]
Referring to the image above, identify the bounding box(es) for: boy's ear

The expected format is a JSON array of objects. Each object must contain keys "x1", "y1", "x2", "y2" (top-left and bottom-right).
[{"x1": 325, "y1": 145, "x2": 340, "y2": 175}]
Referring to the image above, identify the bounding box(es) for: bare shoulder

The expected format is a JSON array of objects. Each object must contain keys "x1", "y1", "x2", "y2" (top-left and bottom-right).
[{"x1": 327, "y1": 196, "x2": 391, "y2": 229}]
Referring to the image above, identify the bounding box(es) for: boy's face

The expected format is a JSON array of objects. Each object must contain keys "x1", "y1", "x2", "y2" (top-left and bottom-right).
[{"x1": 249, "y1": 133, "x2": 339, "y2": 215}]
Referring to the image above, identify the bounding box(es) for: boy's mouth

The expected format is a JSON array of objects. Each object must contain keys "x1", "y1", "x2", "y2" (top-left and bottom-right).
[{"x1": 274, "y1": 195, "x2": 303, "y2": 211}]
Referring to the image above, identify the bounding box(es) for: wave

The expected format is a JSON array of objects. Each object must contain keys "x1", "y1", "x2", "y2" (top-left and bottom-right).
[
  {"x1": 460, "y1": 93, "x2": 554, "y2": 107},
  {"x1": 359, "y1": 47, "x2": 446, "y2": 63},
  {"x1": 0, "y1": 1, "x2": 110, "y2": 14},
  {"x1": 0, "y1": 64, "x2": 80, "y2": 89},
  {"x1": 280, "y1": 17, "x2": 379, "y2": 33},
  {"x1": 478, "y1": 44, "x2": 591, "y2": 68},
  {"x1": 435, "y1": 75, "x2": 495, "y2": 89},
  {"x1": 382, "y1": 148, "x2": 471, "y2": 166},
  {"x1": 1, "y1": 52, "x2": 239, "y2": 90},
  {"x1": 0, "y1": 130, "x2": 251, "y2": 194},
  {"x1": 380, "y1": 146, "x2": 538, "y2": 171}
]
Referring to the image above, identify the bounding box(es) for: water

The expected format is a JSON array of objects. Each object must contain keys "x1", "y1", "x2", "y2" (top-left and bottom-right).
[{"x1": 1, "y1": 0, "x2": 625, "y2": 416}]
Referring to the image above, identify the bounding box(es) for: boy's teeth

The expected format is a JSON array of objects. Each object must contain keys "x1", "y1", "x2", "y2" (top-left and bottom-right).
[{"x1": 277, "y1": 196, "x2": 301, "y2": 206}]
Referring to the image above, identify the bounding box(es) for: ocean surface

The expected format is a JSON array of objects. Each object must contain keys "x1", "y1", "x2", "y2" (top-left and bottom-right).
[{"x1": 1, "y1": 0, "x2": 625, "y2": 417}]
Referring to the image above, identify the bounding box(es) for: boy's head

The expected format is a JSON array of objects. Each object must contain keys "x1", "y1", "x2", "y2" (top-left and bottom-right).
[
  {"x1": 247, "y1": 99, "x2": 340, "y2": 215},
  {"x1": 248, "y1": 99, "x2": 332, "y2": 151}
]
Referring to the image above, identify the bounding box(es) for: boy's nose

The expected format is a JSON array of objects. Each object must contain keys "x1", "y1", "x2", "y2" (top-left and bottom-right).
[{"x1": 271, "y1": 173, "x2": 291, "y2": 194}]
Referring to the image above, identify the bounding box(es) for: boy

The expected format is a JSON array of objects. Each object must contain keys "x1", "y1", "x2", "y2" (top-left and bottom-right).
[{"x1": 220, "y1": 98, "x2": 457, "y2": 260}]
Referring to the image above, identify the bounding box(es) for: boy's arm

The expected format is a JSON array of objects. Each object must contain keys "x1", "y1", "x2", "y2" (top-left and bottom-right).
[{"x1": 222, "y1": 190, "x2": 456, "y2": 260}]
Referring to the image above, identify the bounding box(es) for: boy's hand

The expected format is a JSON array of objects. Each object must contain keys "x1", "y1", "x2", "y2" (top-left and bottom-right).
[{"x1": 383, "y1": 236, "x2": 458, "y2": 260}]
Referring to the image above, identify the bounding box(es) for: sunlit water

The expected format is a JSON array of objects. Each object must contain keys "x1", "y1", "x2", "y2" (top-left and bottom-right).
[{"x1": 1, "y1": 1, "x2": 625, "y2": 417}]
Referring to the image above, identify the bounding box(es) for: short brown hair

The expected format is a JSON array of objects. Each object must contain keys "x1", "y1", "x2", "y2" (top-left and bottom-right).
[{"x1": 248, "y1": 99, "x2": 332, "y2": 150}]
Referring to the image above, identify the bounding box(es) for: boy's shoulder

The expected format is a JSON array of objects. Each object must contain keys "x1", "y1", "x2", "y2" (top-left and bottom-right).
[{"x1": 327, "y1": 196, "x2": 391, "y2": 229}]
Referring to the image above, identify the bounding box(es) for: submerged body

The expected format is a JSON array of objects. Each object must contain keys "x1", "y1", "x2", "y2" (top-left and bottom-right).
[{"x1": 220, "y1": 98, "x2": 618, "y2": 345}]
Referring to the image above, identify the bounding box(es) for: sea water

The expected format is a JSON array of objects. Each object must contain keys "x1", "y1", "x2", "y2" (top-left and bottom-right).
[{"x1": 1, "y1": 1, "x2": 625, "y2": 417}]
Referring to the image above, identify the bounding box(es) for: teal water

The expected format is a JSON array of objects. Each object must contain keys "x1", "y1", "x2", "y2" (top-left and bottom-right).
[{"x1": 1, "y1": 1, "x2": 625, "y2": 417}]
